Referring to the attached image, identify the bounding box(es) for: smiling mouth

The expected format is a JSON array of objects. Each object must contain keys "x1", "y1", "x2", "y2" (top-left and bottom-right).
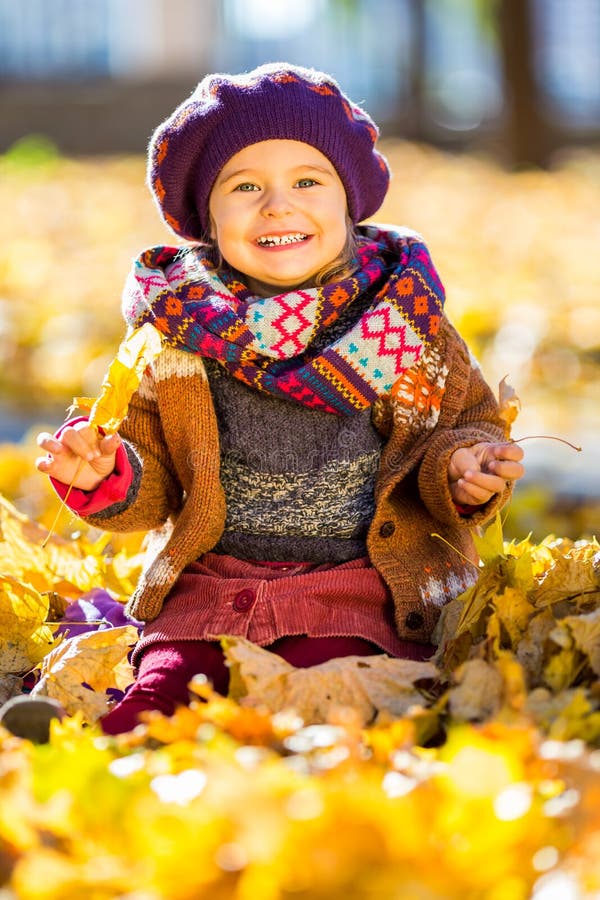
[{"x1": 256, "y1": 233, "x2": 309, "y2": 247}]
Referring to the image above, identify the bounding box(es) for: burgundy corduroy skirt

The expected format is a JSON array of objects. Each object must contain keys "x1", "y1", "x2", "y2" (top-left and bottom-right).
[
  {"x1": 101, "y1": 552, "x2": 433, "y2": 735},
  {"x1": 132, "y1": 552, "x2": 430, "y2": 663}
]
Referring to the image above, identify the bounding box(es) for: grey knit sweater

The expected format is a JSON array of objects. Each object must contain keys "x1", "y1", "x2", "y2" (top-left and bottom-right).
[{"x1": 205, "y1": 358, "x2": 383, "y2": 563}]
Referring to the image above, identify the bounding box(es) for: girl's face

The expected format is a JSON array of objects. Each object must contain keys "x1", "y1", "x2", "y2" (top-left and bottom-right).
[{"x1": 208, "y1": 140, "x2": 348, "y2": 296}]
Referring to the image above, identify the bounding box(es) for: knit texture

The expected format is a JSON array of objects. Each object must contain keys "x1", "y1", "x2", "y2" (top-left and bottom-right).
[
  {"x1": 147, "y1": 62, "x2": 390, "y2": 239},
  {"x1": 122, "y1": 226, "x2": 444, "y2": 416},
  {"x1": 204, "y1": 358, "x2": 383, "y2": 562},
  {"x1": 81, "y1": 313, "x2": 512, "y2": 637}
]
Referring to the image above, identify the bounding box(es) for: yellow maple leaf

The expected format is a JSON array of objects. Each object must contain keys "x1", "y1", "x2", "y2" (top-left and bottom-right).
[
  {"x1": 0, "y1": 575, "x2": 59, "y2": 675},
  {"x1": 102, "y1": 547, "x2": 146, "y2": 600},
  {"x1": 73, "y1": 322, "x2": 163, "y2": 435},
  {"x1": 455, "y1": 564, "x2": 500, "y2": 636},
  {"x1": 492, "y1": 586, "x2": 536, "y2": 650},
  {"x1": 543, "y1": 646, "x2": 580, "y2": 693},
  {"x1": 0, "y1": 494, "x2": 105, "y2": 599},
  {"x1": 532, "y1": 549, "x2": 600, "y2": 608},
  {"x1": 473, "y1": 512, "x2": 505, "y2": 566},
  {"x1": 32, "y1": 624, "x2": 138, "y2": 723},
  {"x1": 547, "y1": 689, "x2": 600, "y2": 743}
]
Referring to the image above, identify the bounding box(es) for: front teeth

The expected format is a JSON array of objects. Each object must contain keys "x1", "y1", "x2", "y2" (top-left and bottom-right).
[{"x1": 257, "y1": 233, "x2": 308, "y2": 246}]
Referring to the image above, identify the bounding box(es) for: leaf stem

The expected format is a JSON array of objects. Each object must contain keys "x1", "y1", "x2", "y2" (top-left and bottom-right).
[
  {"x1": 512, "y1": 435, "x2": 582, "y2": 452},
  {"x1": 41, "y1": 459, "x2": 85, "y2": 549},
  {"x1": 430, "y1": 533, "x2": 481, "y2": 569}
]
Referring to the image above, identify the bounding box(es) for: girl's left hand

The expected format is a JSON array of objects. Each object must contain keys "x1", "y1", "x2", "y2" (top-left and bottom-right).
[{"x1": 448, "y1": 441, "x2": 525, "y2": 506}]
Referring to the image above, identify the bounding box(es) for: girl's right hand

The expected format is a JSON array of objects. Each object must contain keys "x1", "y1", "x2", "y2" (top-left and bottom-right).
[{"x1": 36, "y1": 422, "x2": 121, "y2": 491}]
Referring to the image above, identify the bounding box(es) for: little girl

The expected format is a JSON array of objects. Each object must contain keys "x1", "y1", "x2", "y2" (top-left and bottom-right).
[{"x1": 32, "y1": 63, "x2": 524, "y2": 735}]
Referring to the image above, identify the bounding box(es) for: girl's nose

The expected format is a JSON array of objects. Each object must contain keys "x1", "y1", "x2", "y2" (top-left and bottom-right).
[{"x1": 260, "y1": 187, "x2": 292, "y2": 217}]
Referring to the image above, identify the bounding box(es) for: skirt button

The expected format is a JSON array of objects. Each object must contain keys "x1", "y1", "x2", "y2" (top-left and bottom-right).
[{"x1": 232, "y1": 590, "x2": 255, "y2": 612}]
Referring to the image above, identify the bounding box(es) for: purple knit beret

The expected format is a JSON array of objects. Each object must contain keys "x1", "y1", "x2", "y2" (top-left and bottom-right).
[{"x1": 147, "y1": 62, "x2": 390, "y2": 240}]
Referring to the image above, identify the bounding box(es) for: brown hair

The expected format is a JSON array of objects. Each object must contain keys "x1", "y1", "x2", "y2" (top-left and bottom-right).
[{"x1": 313, "y1": 225, "x2": 359, "y2": 286}]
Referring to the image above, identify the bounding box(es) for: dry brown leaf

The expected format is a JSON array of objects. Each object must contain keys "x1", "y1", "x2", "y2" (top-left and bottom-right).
[
  {"x1": 307, "y1": 655, "x2": 437, "y2": 724},
  {"x1": 223, "y1": 636, "x2": 437, "y2": 726},
  {"x1": 32, "y1": 624, "x2": 138, "y2": 723},
  {"x1": 223, "y1": 634, "x2": 292, "y2": 710},
  {"x1": 432, "y1": 599, "x2": 474, "y2": 672},
  {"x1": 0, "y1": 674, "x2": 22, "y2": 706},
  {"x1": 562, "y1": 607, "x2": 600, "y2": 675},
  {"x1": 448, "y1": 658, "x2": 504, "y2": 721},
  {"x1": 432, "y1": 597, "x2": 463, "y2": 650},
  {"x1": 498, "y1": 376, "x2": 521, "y2": 430},
  {"x1": 515, "y1": 608, "x2": 556, "y2": 685}
]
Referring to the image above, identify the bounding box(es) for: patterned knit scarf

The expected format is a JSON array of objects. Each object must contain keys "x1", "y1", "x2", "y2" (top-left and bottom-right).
[{"x1": 122, "y1": 225, "x2": 445, "y2": 415}]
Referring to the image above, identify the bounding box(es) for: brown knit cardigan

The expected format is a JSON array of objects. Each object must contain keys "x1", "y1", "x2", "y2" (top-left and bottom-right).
[{"x1": 84, "y1": 315, "x2": 511, "y2": 643}]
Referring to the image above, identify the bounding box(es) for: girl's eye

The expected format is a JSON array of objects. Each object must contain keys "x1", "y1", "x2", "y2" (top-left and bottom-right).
[
  {"x1": 235, "y1": 182, "x2": 259, "y2": 192},
  {"x1": 296, "y1": 178, "x2": 317, "y2": 188}
]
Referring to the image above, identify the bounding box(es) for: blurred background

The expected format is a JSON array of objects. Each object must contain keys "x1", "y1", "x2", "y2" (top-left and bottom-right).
[{"x1": 1, "y1": 0, "x2": 599, "y2": 541}]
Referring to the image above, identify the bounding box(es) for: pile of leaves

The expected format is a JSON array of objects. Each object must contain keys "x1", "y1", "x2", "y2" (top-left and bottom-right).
[{"x1": 0, "y1": 486, "x2": 600, "y2": 897}]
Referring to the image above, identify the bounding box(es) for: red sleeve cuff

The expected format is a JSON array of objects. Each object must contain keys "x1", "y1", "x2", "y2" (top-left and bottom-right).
[
  {"x1": 49, "y1": 417, "x2": 133, "y2": 516},
  {"x1": 453, "y1": 501, "x2": 480, "y2": 517}
]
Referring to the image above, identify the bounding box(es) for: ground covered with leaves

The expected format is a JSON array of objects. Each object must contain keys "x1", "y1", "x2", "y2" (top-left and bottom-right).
[{"x1": 0, "y1": 486, "x2": 599, "y2": 899}]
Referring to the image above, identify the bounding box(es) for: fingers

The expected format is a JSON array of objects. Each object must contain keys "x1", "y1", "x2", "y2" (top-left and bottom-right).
[
  {"x1": 37, "y1": 425, "x2": 95, "y2": 463},
  {"x1": 60, "y1": 424, "x2": 104, "y2": 461},
  {"x1": 98, "y1": 432, "x2": 121, "y2": 456},
  {"x1": 36, "y1": 432, "x2": 64, "y2": 458},
  {"x1": 454, "y1": 469, "x2": 506, "y2": 504},
  {"x1": 36, "y1": 432, "x2": 67, "y2": 476},
  {"x1": 449, "y1": 441, "x2": 525, "y2": 506},
  {"x1": 35, "y1": 425, "x2": 120, "y2": 489},
  {"x1": 38, "y1": 426, "x2": 119, "y2": 462},
  {"x1": 447, "y1": 446, "x2": 479, "y2": 482},
  {"x1": 484, "y1": 443, "x2": 525, "y2": 483},
  {"x1": 466, "y1": 443, "x2": 525, "y2": 481},
  {"x1": 487, "y1": 442, "x2": 525, "y2": 464},
  {"x1": 488, "y1": 459, "x2": 525, "y2": 482}
]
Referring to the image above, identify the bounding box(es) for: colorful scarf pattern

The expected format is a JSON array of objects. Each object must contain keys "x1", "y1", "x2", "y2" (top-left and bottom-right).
[{"x1": 122, "y1": 225, "x2": 445, "y2": 415}]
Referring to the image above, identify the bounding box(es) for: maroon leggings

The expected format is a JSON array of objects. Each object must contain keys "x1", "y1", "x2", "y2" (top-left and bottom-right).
[{"x1": 101, "y1": 635, "x2": 432, "y2": 735}]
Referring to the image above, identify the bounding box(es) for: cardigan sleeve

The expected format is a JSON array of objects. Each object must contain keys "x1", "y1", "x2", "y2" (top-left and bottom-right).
[{"x1": 417, "y1": 326, "x2": 512, "y2": 527}]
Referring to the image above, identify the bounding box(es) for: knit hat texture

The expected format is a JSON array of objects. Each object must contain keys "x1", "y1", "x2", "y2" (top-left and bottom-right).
[{"x1": 147, "y1": 62, "x2": 390, "y2": 240}]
